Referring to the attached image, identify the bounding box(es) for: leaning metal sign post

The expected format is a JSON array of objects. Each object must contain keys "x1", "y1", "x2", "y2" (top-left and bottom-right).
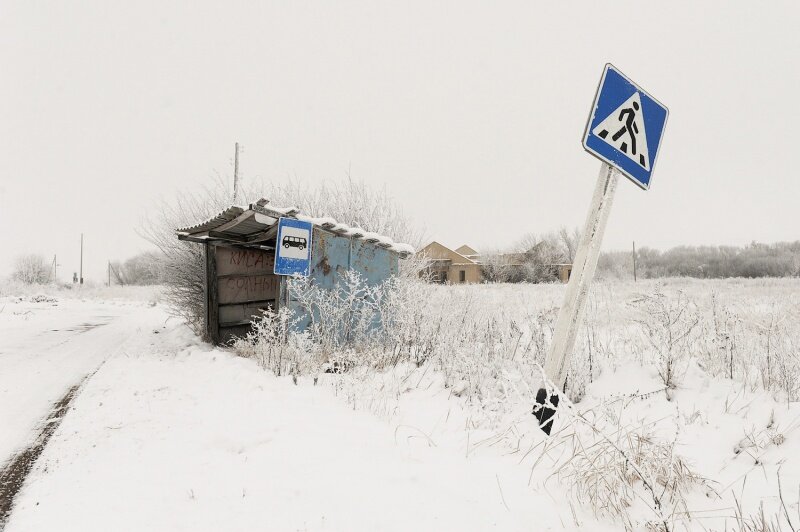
[
  {"x1": 534, "y1": 64, "x2": 669, "y2": 434},
  {"x1": 274, "y1": 217, "x2": 314, "y2": 277}
]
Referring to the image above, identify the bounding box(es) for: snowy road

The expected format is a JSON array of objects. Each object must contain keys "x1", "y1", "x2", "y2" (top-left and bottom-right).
[{"x1": 0, "y1": 298, "x2": 163, "y2": 465}]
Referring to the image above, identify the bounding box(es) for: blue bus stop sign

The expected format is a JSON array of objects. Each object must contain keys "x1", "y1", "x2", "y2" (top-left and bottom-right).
[
  {"x1": 274, "y1": 217, "x2": 313, "y2": 277},
  {"x1": 582, "y1": 64, "x2": 669, "y2": 190}
]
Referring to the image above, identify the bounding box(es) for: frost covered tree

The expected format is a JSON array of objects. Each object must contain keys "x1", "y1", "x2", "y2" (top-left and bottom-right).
[
  {"x1": 254, "y1": 177, "x2": 423, "y2": 247},
  {"x1": 139, "y1": 176, "x2": 234, "y2": 335},
  {"x1": 110, "y1": 251, "x2": 165, "y2": 285},
  {"x1": 12, "y1": 254, "x2": 51, "y2": 284}
]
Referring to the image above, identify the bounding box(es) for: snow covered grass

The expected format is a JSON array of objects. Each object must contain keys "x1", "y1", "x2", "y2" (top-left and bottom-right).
[
  {"x1": 234, "y1": 276, "x2": 800, "y2": 530},
  {"x1": 0, "y1": 279, "x2": 163, "y2": 304}
]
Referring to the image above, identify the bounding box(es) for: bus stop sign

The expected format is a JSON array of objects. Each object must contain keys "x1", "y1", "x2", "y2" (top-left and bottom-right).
[
  {"x1": 274, "y1": 217, "x2": 313, "y2": 277},
  {"x1": 582, "y1": 64, "x2": 669, "y2": 190}
]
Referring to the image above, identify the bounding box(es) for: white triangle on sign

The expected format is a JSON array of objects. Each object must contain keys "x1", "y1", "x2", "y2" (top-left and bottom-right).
[{"x1": 592, "y1": 92, "x2": 650, "y2": 170}]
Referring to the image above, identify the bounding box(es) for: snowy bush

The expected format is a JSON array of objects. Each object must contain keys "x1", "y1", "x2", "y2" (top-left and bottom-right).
[
  {"x1": 12, "y1": 254, "x2": 51, "y2": 285},
  {"x1": 630, "y1": 289, "x2": 701, "y2": 391},
  {"x1": 236, "y1": 274, "x2": 567, "y2": 425},
  {"x1": 231, "y1": 308, "x2": 317, "y2": 377},
  {"x1": 555, "y1": 417, "x2": 708, "y2": 530}
]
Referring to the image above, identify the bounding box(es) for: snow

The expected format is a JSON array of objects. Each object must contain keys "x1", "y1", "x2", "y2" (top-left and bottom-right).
[
  {"x1": 2, "y1": 313, "x2": 602, "y2": 532},
  {"x1": 0, "y1": 295, "x2": 161, "y2": 463},
  {"x1": 2, "y1": 279, "x2": 800, "y2": 530},
  {"x1": 390, "y1": 242, "x2": 415, "y2": 255},
  {"x1": 359, "y1": 231, "x2": 381, "y2": 242}
]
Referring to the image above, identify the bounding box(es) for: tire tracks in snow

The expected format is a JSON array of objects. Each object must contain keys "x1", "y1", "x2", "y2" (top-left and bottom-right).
[
  {"x1": 0, "y1": 321, "x2": 116, "y2": 530},
  {"x1": 0, "y1": 380, "x2": 84, "y2": 529}
]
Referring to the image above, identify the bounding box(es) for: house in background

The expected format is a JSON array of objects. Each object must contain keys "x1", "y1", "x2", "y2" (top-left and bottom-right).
[
  {"x1": 454, "y1": 245, "x2": 481, "y2": 262},
  {"x1": 554, "y1": 263, "x2": 573, "y2": 283},
  {"x1": 417, "y1": 242, "x2": 483, "y2": 284}
]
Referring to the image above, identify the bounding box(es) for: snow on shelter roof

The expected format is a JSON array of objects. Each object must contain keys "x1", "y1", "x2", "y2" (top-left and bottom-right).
[{"x1": 176, "y1": 199, "x2": 415, "y2": 257}]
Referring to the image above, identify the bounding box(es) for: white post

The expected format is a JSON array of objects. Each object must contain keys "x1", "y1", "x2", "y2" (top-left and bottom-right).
[
  {"x1": 535, "y1": 162, "x2": 619, "y2": 434},
  {"x1": 545, "y1": 162, "x2": 619, "y2": 389}
]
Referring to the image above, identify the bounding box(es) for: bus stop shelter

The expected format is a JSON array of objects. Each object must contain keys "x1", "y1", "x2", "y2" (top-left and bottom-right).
[{"x1": 177, "y1": 199, "x2": 414, "y2": 344}]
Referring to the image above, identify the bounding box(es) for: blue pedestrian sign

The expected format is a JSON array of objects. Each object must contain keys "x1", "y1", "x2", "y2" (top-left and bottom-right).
[
  {"x1": 582, "y1": 64, "x2": 669, "y2": 190},
  {"x1": 274, "y1": 217, "x2": 313, "y2": 277}
]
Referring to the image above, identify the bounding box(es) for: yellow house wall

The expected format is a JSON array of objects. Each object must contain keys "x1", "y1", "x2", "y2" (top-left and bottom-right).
[
  {"x1": 418, "y1": 242, "x2": 483, "y2": 284},
  {"x1": 448, "y1": 263, "x2": 482, "y2": 284}
]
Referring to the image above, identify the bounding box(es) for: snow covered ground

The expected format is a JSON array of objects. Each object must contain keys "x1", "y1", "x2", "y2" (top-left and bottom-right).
[
  {"x1": 1, "y1": 280, "x2": 799, "y2": 531},
  {"x1": 0, "y1": 293, "x2": 161, "y2": 466},
  {"x1": 0, "y1": 294, "x2": 607, "y2": 531}
]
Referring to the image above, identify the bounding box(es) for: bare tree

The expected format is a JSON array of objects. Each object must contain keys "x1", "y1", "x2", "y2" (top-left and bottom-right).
[
  {"x1": 13, "y1": 254, "x2": 51, "y2": 284},
  {"x1": 139, "y1": 176, "x2": 237, "y2": 335},
  {"x1": 558, "y1": 226, "x2": 581, "y2": 263},
  {"x1": 480, "y1": 250, "x2": 512, "y2": 283},
  {"x1": 110, "y1": 251, "x2": 165, "y2": 286}
]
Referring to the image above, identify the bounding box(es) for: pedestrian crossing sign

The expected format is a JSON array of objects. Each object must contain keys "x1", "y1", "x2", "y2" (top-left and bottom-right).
[{"x1": 582, "y1": 64, "x2": 668, "y2": 190}]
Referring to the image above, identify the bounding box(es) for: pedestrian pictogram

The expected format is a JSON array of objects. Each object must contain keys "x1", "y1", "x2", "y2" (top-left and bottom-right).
[
  {"x1": 592, "y1": 92, "x2": 650, "y2": 170},
  {"x1": 582, "y1": 64, "x2": 668, "y2": 190}
]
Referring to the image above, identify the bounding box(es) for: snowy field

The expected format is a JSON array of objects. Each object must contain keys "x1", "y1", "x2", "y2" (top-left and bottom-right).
[{"x1": 1, "y1": 279, "x2": 799, "y2": 531}]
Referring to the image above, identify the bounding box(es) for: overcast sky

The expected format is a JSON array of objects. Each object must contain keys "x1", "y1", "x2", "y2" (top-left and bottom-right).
[{"x1": 1, "y1": 1, "x2": 798, "y2": 282}]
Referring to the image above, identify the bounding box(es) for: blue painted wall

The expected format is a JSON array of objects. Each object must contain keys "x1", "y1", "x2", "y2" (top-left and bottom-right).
[{"x1": 280, "y1": 227, "x2": 399, "y2": 335}]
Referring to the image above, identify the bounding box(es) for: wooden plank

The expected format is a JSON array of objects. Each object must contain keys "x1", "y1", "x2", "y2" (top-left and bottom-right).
[
  {"x1": 208, "y1": 230, "x2": 248, "y2": 242},
  {"x1": 215, "y1": 246, "x2": 275, "y2": 276},
  {"x1": 246, "y1": 224, "x2": 279, "y2": 243},
  {"x1": 218, "y1": 274, "x2": 280, "y2": 305},
  {"x1": 219, "y1": 301, "x2": 274, "y2": 327},
  {"x1": 205, "y1": 244, "x2": 220, "y2": 344},
  {"x1": 178, "y1": 234, "x2": 208, "y2": 244},
  {"x1": 218, "y1": 323, "x2": 253, "y2": 344}
]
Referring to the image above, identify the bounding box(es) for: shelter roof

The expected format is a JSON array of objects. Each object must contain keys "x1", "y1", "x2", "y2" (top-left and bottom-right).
[{"x1": 176, "y1": 199, "x2": 414, "y2": 257}]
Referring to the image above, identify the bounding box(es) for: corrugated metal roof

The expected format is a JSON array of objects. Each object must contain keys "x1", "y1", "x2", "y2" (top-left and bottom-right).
[
  {"x1": 176, "y1": 206, "x2": 246, "y2": 234},
  {"x1": 176, "y1": 199, "x2": 415, "y2": 257}
]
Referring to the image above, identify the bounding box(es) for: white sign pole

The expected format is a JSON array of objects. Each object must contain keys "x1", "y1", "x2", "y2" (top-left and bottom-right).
[{"x1": 535, "y1": 162, "x2": 619, "y2": 433}]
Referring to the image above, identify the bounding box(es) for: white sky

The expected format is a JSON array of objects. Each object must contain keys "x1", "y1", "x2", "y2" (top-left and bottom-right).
[{"x1": 1, "y1": 1, "x2": 798, "y2": 282}]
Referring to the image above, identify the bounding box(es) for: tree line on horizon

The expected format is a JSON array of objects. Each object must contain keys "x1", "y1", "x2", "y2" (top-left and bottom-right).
[
  {"x1": 598, "y1": 240, "x2": 800, "y2": 280},
  {"x1": 10, "y1": 239, "x2": 800, "y2": 287}
]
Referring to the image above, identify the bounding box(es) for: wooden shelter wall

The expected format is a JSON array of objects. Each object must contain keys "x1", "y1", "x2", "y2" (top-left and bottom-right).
[{"x1": 206, "y1": 245, "x2": 278, "y2": 344}]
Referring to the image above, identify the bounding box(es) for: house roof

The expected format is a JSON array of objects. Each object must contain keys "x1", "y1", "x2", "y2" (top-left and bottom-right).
[
  {"x1": 455, "y1": 244, "x2": 479, "y2": 256},
  {"x1": 176, "y1": 199, "x2": 415, "y2": 257},
  {"x1": 418, "y1": 241, "x2": 479, "y2": 265}
]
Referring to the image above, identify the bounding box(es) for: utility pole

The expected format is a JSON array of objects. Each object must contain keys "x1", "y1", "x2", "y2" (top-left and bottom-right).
[
  {"x1": 108, "y1": 260, "x2": 111, "y2": 287},
  {"x1": 233, "y1": 142, "x2": 240, "y2": 203},
  {"x1": 52, "y1": 255, "x2": 57, "y2": 283},
  {"x1": 632, "y1": 241, "x2": 637, "y2": 282},
  {"x1": 80, "y1": 233, "x2": 84, "y2": 285}
]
